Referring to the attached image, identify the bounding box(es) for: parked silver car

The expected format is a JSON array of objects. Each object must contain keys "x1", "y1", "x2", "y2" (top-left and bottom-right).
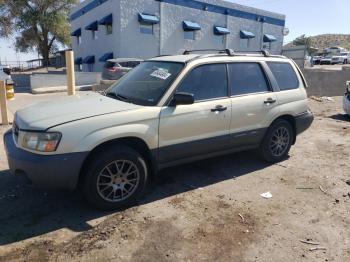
[
  {"x1": 4, "y1": 50, "x2": 313, "y2": 210},
  {"x1": 102, "y1": 58, "x2": 143, "y2": 80}
]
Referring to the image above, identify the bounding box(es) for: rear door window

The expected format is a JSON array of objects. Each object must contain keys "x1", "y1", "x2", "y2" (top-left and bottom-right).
[
  {"x1": 177, "y1": 63, "x2": 228, "y2": 101},
  {"x1": 267, "y1": 62, "x2": 299, "y2": 91},
  {"x1": 228, "y1": 63, "x2": 270, "y2": 96}
]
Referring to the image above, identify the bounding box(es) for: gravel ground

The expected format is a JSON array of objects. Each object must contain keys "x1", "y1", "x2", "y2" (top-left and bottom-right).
[{"x1": 0, "y1": 95, "x2": 349, "y2": 262}]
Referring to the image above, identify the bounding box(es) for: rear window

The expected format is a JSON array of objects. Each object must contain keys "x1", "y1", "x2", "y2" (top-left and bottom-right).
[
  {"x1": 119, "y1": 61, "x2": 142, "y2": 68},
  {"x1": 105, "y1": 61, "x2": 117, "y2": 68},
  {"x1": 2, "y1": 68, "x2": 11, "y2": 75},
  {"x1": 267, "y1": 62, "x2": 299, "y2": 91}
]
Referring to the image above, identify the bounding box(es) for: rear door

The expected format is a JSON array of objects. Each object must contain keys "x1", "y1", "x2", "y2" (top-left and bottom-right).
[
  {"x1": 158, "y1": 63, "x2": 232, "y2": 164},
  {"x1": 228, "y1": 62, "x2": 280, "y2": 147},
  {"x1": 266, "y1": 61, "x2": 308, "y2": 115}
]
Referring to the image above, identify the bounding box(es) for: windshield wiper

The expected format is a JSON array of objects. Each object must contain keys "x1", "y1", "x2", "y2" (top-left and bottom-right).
[{"x1": 106, "y1": 92, "x2": 129, "y2": 102}]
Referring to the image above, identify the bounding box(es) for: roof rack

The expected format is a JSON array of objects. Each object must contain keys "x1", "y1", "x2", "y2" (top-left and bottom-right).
[
  {"x1": 183, "y1": 49, "x2": 235, "y2": 56},
  {"x1": 183, "y1": 49, "x2": 278, "y2": 58}
]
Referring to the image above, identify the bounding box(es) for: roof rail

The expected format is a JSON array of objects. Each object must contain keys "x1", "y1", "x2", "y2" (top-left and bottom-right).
[{"x1": 183, "y1": 49, "x2": 235, "y2": 56}]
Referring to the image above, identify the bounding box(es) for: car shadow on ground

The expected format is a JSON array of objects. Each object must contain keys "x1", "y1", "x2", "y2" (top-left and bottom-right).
[
  {"x1": 329, "y1": 114, "x2": 350, "y2": 122},
  {"x1": 0, "y1": 151, "x2": 271, "y2": 245}
]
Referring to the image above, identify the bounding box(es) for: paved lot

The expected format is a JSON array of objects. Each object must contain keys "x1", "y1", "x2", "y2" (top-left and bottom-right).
[{"x1": 0, "y1": 93, "x2": 349, "y2": 262}]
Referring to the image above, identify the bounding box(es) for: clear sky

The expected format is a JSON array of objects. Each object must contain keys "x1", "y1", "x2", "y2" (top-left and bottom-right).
[{"x1": 1, "y1": 0, "x2": 349, "y2": 64}]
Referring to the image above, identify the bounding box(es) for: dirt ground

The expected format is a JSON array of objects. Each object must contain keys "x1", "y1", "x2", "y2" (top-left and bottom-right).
[{"x1": 0, "y1": 95, "x2": 349, "y2": 262}]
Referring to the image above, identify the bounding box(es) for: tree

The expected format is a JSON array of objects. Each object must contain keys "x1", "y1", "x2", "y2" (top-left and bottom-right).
[
  {"x1": 2, "y1": 0, "x2": 78, "y2": 66},
  {"x1": 0, "y1": 0, "x2": 12, "y2": 37},
  {"x1": 293, "y1": 34, "x2": 316, "y2": 55}
]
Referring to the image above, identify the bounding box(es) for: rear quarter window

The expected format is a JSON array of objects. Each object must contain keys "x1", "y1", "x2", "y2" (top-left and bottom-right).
[{"x1": 267, "y1": 62, "x2": 300, "y2": 91}]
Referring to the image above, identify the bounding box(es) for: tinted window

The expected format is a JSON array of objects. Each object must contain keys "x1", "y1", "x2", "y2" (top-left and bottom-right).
[
  {"x1": 267, "y1": 62, "x2": 299, "y2": 91},
  {"x1": 184, "y1": 31, "x2": 195, "y2": 40},
  {"x1": 119, "y1": 61, "x2": 142, "y2": 68},
  {"x1": 105, "y1": 61, "x2": 116, "y2": 68},
  {"x1": 140, "y1": 23, "x2": 153, "y2": 34},
  {"x1": 228, "y1": 63, "x2": 269, "y2": 96},
  {"x1": 177, "y1": 64, "x2": 228, "y2": 101},
  {"x1": 108, "y1": 61, "x2": 184, "y2": 106}
]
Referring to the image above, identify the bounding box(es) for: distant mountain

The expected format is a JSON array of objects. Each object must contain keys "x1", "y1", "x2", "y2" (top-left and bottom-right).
[{"x1": 284, "y1": 34, "x2": 350, "y2": 52}]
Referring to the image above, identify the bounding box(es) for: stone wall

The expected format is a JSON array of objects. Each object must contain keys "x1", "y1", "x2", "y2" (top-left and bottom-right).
[{"x1": 302, "y1": 67, "x2": 350, "y2": 97}]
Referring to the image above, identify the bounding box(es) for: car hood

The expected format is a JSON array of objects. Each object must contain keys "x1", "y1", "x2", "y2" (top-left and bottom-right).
[{"x1": 15, "y1": 93, "x2": 142, "y2": 130}]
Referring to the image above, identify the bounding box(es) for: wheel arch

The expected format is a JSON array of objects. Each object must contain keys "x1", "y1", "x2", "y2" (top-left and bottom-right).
[
  {"x1": 270, "y1": 114, "x2": 297, "y2": 144},
  {"x1": 78, "y1": 137, "x2": 157, "y2": 188}
]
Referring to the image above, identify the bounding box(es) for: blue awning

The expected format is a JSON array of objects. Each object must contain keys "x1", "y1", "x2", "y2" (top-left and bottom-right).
[
  {"x1": 138, "y1": 13, "x2": 160, "y2": 24},
  {"x1": 74, "y1": 57, "x2": 83, "y2": 65},
  {"x1": 71, "y1": 28, "x2": 81, "y2": 37},
  {"x1": 183, "y1": 21, "x2": 201, "y2": 31},
  {"x1": 240, "y1": 30, "x2": 255, "y2": 39},
  {"x1": 99, "y1": 52, "x2": 113, "y2": 62},
  {"x1": 83, "y1": 56, "x2": 95, "y2": 64},
  {"x1": 263, "y1": 34, "x2": 277, "y2": 42},
  {"x1": 99, "y1": 14, "x2": 113, "y2": 25},
  {"x1": 85, "y1": 21, "x2": 98, "y2": 31},
  {"x1": 214, "y1": 26, "x2": 230, "y2": 35}
]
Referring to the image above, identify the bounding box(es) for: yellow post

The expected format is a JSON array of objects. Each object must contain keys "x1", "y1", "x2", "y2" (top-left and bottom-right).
[
  {"x1": 0, "y1": 80, "x2": 10, "y2": 125},
  {"x1": 65, "y1": 50, "x2": 76, "y2": 96}
]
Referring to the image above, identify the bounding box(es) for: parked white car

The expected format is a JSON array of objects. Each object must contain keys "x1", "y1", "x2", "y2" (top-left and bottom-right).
[
  {"x1": 331, "y1": 52, "x2": 350, "y2": 64},
  {"x1": 4, "y1": 50, "x2": 314, "y2": 210},
  {"x1": 344, "y1": 82, "x2": 350, "y2": 116},
  {"x1": 320, "y1": 55, "x2": 333, "y2": 65}
]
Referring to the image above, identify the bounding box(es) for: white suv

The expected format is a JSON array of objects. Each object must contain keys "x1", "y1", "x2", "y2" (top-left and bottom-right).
[
  {"x1": 331, "y1": 52, "x2": 350, "y2": 64},
  {"x1": 4, "y1": 50, "x2": 314, "y2": 210}
]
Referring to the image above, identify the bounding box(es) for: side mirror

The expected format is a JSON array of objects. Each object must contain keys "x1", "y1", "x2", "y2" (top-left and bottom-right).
[{"x1": 170, "y1": 92, "x2": 194, "y2": 106}]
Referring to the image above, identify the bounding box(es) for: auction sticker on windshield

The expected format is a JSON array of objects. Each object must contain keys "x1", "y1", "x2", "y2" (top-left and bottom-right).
[{"x1": 150, "y1": 69, "x2": 171, "y2": 80}]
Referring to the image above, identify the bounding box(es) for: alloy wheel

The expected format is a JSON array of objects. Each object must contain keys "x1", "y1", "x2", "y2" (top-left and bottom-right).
[
  {"x1": 269, "y1": 127, "x2": 290, "y2": 157},
  {"x1": 96, "y1": 160, "x2": 140, "y2": 202}
]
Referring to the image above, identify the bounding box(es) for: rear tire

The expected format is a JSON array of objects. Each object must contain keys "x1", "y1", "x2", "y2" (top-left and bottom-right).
[
  {"x1": 259, "y1": 119, "x2": 294, "y2": 163},
  {"x1": 82, "y1": 145, "x2": 148, "y2": 210}
]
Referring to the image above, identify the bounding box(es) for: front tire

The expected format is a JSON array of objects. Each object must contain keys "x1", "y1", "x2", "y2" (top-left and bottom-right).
[
  {"x1": 259, "y1": 119, "x2": 294, "y2": 163},
  {"x1": 82, "y1": 145, "x2": 148, "y2": 210}
]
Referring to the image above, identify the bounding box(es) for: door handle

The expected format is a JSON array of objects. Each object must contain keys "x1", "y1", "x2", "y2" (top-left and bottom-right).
[
  {"x1": 211, "y1": 105, "x2": 227, "y2": 112},
  {"x1": 264, "y1": 98, "x2": 277, "y2": 104}
]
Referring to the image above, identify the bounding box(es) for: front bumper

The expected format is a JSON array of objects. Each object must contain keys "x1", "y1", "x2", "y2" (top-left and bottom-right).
[
  {"x1": 295, "y1": 111, "x2": 314, "y2": 135},
  {"x1": 344, "y1": 95, "x2": 350, "y2": 115},
  {"x1": 3, "y1": 131, "x2": 88, "y2": 191}
]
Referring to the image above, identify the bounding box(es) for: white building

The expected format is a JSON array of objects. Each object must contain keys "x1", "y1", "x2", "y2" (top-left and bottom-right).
[{"x1": 70, "y1": 0, "x2": 286, "y2": 72}]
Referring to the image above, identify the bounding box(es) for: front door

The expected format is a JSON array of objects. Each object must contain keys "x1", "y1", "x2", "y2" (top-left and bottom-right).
[{"x1": 158, "y1": 63, "x2": 231, "y2": 164}]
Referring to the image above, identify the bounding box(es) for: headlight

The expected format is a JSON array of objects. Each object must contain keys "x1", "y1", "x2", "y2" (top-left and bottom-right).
[{"x1": 21, "y1": 132, "x2": 61, "y2": 152}]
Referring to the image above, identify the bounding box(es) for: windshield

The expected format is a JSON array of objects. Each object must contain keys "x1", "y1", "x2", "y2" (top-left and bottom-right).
[
  {"x1": 107, "y1": 61, "x2": 184, "y2": 106},
  {"x1": 340, "y1": 53, "x2": 348, "y2": 56}
]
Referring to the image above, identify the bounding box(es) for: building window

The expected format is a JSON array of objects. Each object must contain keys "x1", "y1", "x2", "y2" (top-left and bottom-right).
[
  {"x1": 263, "y1": 43, "x2": 271, "y2": 50},
  {"x1": 184, "y1": 31, "x2": 195, "y2": 40},
  {"x1": 106, "y1": 24, "x2": 113, "y2": 35},
  {"x1": 215, "y1": 35, "x2": 225, "y2": 45},
  {"x1": 140, "y1": 23, "x2": 153, "y2": 34},
  {"x1": 88, "y1": 64, "x2": 94, "y2": 72},
  {"x1": 76, "y1": 64, "x2": 83, "y2": 72},
  {"x1": 92, "y1": 30, "x2": 98, "y2": 39},
  {"x1": 77, "y1": 36, "x2": 82, "y2": 45}
]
